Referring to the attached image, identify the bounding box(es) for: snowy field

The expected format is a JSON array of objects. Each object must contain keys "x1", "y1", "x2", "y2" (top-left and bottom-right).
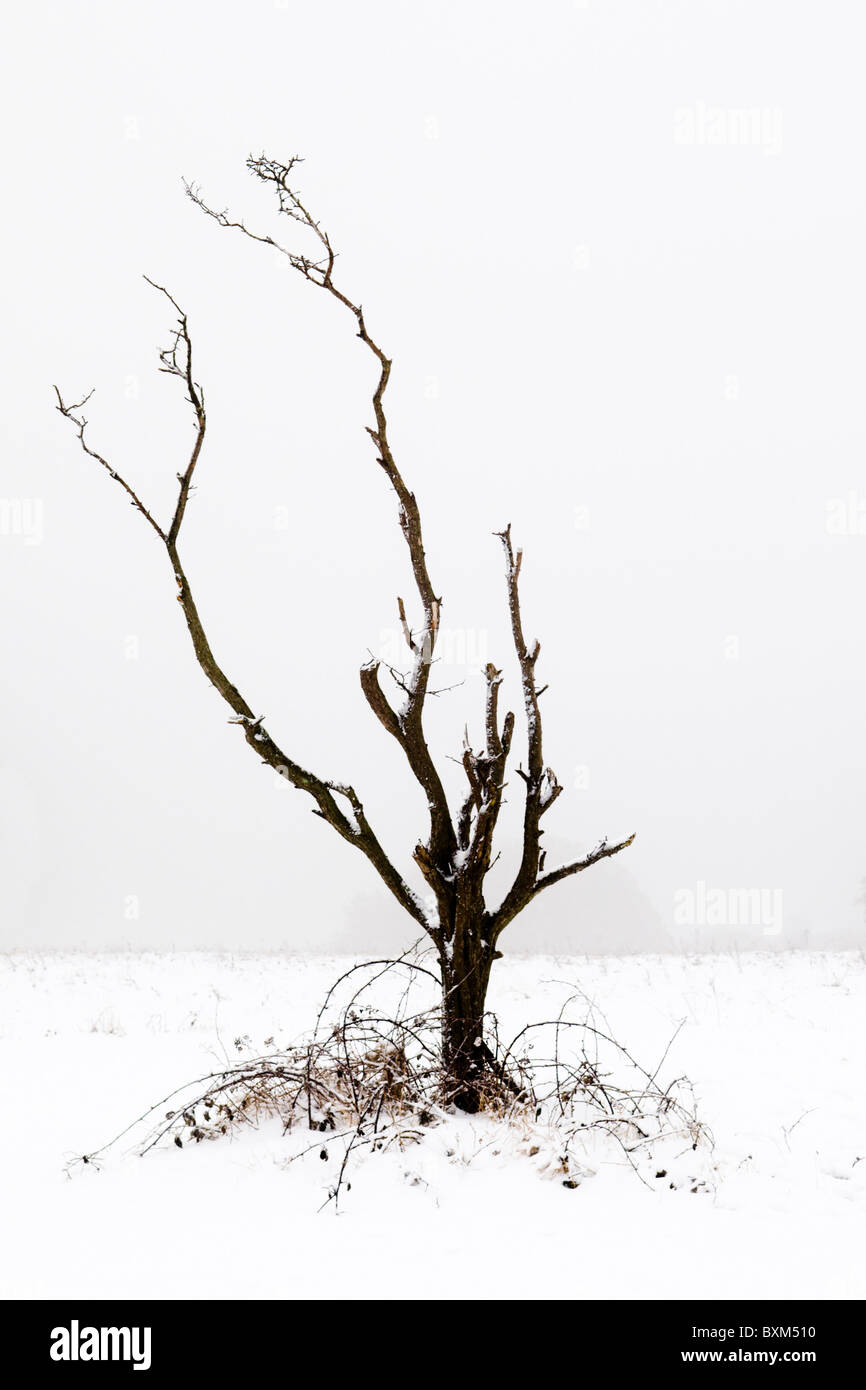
[{"x1": 2, "y1": 949, "x2": 864, "y2": 1301}]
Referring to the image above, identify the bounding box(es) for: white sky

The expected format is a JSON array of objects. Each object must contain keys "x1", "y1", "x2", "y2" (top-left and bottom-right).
[{"x1": 2, "y1": 0, "x2": 865, "y2": 951}]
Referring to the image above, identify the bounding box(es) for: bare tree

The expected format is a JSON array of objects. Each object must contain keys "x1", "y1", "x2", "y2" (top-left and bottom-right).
[{"x1": 55, "y1": 155, "x2": 634, "y2": 1112}]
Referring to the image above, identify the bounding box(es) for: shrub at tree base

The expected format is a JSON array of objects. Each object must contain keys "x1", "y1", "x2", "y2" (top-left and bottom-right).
[{"x1": 73, "y1": 954, "x2": 711, "y2": 1209}]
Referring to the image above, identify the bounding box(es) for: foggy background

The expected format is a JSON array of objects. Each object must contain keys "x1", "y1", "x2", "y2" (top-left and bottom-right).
[{"x1": 2, "y1": 0, "x2": 864, "y2": 955}]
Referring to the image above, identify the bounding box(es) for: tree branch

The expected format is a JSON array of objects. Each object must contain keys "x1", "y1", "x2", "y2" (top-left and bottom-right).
[
  {"x1": 488, "y1": 527, "x2": 633, "y2": 940},
  {"x1": 53, "y1": 387, "x2": 166, "y2": 542},
  {"x1": 489, "y1": 525, "x2": 558, "y2": 927},
  {"x1": 55, "y1": 283, "x2": 430, "y2": 939},
  {"x1": 141, "y1": 276, "x2": 208, "y2": 548},
  {"x1": 532, "y1": 834, "x2": 636, "y2": 894},
  {"x1": 185, "y1": 155, "x2": 457, "y2": 878},
  {"x1": 450, "y1": 665, "x2": 515, "y2": 922}
]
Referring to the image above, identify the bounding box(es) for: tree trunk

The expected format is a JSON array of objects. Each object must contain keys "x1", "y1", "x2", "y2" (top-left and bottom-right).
[{"x1": 440, "y1": 932, "x2": 493, "y2": 1114}]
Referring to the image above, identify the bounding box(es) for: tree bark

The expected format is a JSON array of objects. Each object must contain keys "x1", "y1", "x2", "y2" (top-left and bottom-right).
[{"x1": 440, "y1": 948, "x2": 492, "y2": 1114}]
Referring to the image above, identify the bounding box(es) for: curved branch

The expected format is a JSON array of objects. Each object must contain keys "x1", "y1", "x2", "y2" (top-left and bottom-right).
[
  {"x1": 532, "y1": 833, "x2": 637, "y2": 895},
  {"x1": 141, "y1": 277, "x2": 208, "y2": 547},
  {"x1": 186, "y1": 156, "x2": 456, "y2": 871},
  {"x1": 56, "y1": 286, "x2": 430, "y2": 938},
  {"x1": 359, "y1": 661, "x2": 402, "y2": 740},
  {"x1": 490, "y1": 832, "x2": 637, "y2": 943}
]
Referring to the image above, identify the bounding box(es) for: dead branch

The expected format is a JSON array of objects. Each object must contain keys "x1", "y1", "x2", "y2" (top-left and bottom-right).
[
  {"x1": 488, "y1": 526, "x2": 633, "y2": 941},
  {"x1": 55, "y1": 281, "x2": 429, "y2": 937},
  {"x1": 187, "y1": 157, "x2": 456, "y2": 885}
]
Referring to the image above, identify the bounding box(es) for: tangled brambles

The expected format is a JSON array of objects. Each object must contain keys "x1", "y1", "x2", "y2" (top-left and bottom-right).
[{"x1": 71, "y1": 950, "x2": 712, "y2": 1207}]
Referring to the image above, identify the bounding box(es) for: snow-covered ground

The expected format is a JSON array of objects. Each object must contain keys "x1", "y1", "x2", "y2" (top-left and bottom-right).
[{"x1": 1, "y1": 949, "x2": 863, "y2": 1300}]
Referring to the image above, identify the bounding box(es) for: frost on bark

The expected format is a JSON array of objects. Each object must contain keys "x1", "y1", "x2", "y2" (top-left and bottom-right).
[{"x1": 55, "y1": 155, "x2": 634, "y2": 1112}]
